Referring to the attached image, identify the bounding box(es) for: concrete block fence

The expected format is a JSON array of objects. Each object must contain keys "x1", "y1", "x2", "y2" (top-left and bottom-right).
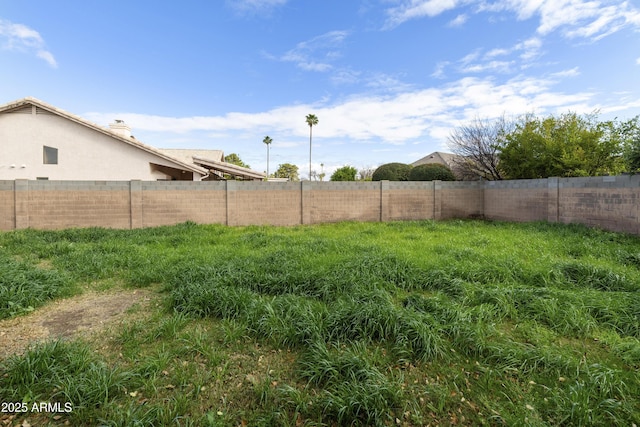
[{"x1": 1, "y1": 175, "x2": 639, "y2": 235}]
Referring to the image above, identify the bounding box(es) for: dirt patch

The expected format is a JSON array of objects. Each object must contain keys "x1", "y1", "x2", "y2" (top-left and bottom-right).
[{"x1": 0, "y1": 289, "x2": 153, "y2": 360}]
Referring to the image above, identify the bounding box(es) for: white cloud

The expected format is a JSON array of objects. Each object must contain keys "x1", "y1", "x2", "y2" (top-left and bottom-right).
[
  {"x1": 330, "y1": 68, "x2": 362, "y2": 85},
  {"x1": 0, "y1": 18, "x2": 57, "y2": 68},
  {"x1": 479, "y1": 0, "x2": 640, "y2": 40},
  {"x1": 36, "y1": 50, "x2": 57, "y2": 68},
  {"x1": 551, "y1": 67, "x2": 580, "y2": 77},
  {"x1": 365, "y1": 72, "x2": 414, "y2": 92},
  {"x1": 444, "y1": 36, "x2": 541, "y2": 75},
  {"x1": 227, "y1": 0, "x2": 288, "y2": 13},
  {"x1": 448, "y1": 13, "x2": 468, "y2": 26},
  {"x1": 385, "y1": 1, "x2": 640, "y2": 41},
  {"x1": 459, "y1": 60, "x2": 514, "y2": 73},
  {"x1": 431, "y1": 61, "x2": 450, "y2": 78},
  {"x1": 459, "y1": 50, "x2": 481, "y2": 64},
  {"x1": 485, "y1": 48, "x2": 510, "y2": 58},
  {"x1": 514, "y1": 37, "x2": 543, "y2": 60},
  {"x1": 296, "y1": 61, "x2": 333, "y2": 72},
  {"x1": 276, "y1": 30, "x2": 349, "y2": 72},
  {"x1": 83, "y1": 69, "x2": 640, "y2": 172},
  {"x1": 385, "y1": 0, "x2": 464, "y2": 28},
  {"x1": 85, "y1": 74, "x2": 601, "y2": 147}
]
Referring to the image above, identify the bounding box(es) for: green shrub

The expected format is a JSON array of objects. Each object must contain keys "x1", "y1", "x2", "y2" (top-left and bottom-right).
[
  {"x1": 330, "y1": 165, "x2": 358, "y2": 181},
  {"x1": 371, "y1": 163, "x2": 412, "y2": 181},
  {"x1": 409, "y1": 163, "x2": 456, "y2": 181}
]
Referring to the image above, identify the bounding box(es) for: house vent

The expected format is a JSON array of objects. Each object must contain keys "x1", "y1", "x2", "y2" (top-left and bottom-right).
[
  {"x1": 36, "y1": 107, "x2": 54, "y2": 115},
  {"x1": 7, "y1": 106, "x2": 54, "y2": 115},
  {"x1": 8, "y1": 105, "x2": 32, "y2": 114}
]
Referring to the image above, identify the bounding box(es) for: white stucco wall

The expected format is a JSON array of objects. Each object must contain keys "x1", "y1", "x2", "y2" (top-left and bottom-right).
[{"x1": 0, "y1": 107, "x2": 203, "y2": 181}]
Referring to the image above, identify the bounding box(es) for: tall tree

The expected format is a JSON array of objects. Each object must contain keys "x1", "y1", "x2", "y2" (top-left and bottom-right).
[
  {"x1": 620, "y1": 116, "x2": 640, "y2": 173},
  {"x1": 306, "y1": 114, "x2": 319, "y2": 180},
  {"x1": 273, "y1": 163, "x2": 300, "y2": 181},
  {"x1": 224, "y1": 153, "x2": 250, "y2": 168},
  {"x1": 330, "y1": 165, "x2": 358, "y2": 181},
  {"x1": 447, "y1": 115, "x2": 512, "y2": 180},
  {"x1": 263, "y1": 136, "x2": 273, "y2": 179},
  {"x1": 500, "y1": 112, "x2": 625, "y2": 178}
]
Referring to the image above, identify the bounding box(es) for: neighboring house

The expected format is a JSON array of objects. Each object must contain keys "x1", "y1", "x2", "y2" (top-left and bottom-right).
[
  {"x1": 0, "y1": 97, "x2": 265, "y2": 181},
  {"x1": 412, "y1": 152, "x2": 461, "y2": 177},
  {"x1": 412, "y1": 151, "x2": 458, "y2": 169},
  {"x1": 412, "y1": 151, "x2": 480, "y2": 180}
]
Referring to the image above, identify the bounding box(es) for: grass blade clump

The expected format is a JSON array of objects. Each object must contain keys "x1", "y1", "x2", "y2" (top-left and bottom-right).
[
  {"x1": 297, "y1": 341, "x2": 403, "y2": 426},
  {"x1": 298, "y1": 341, "x2": 384, "y2": 387},
  {"x1": 402, "y1": 292, "x2": 460, "y2": 324},
  {"x1": 512, "y1": 289, "x2": 599, "y2": 337},
  {"x1": 604, "y1": 335, "x2": 640, "y2": 367},
  {"x1": 0, "y1": 341, "x2": 136, "y2": 423},
  {"x1": 97, "y1": 401, "x2": 195, "y2": 427},
  {"x1": 393, "y1": 309, "x2": 448, "y2": 361},
  {"x1": 547, "y1": 363, "x2": 638, "y2": 426},
  {"x1": 324, "y1": 289, "x2": 400, "y2": 343},
  {"x1": 581, "y1": 292, "x2": 640, "y2": 338},
  {"x1": 0, "y1": 254, "x2": 72, "y2": 319},
  {"x1": 252, "y1": 294, "x2": 327, "y2": 347},
  {"x1": 558, "y1": 261, "x2": 638, "y2": 292},
  {"x1": 169, "y1": 267, "x2": 259, "y2": 320},
  {"x1": 344, "y1": 250, "x2": 417, "y2": 288}
]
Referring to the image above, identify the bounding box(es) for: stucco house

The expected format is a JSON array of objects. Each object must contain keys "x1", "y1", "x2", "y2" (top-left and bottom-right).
[{"x1": 0, "y1": 97, "x2": 265, "y2": 181}]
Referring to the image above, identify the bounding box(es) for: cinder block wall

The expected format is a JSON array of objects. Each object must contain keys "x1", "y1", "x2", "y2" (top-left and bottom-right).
[
  {"x1": 484, "y1": 179, "x2": 550, "y2": 222},
  {"x1": 229, "y1": 181, "x2": 302, "y2": 226},
  {"x1": 1, "y1": 176, "x2": 639, "y2": 235},
  {"x1": 0, "y1": 181, "x2": 15, "y2": 231},
  {"x1": 480, "y1": 176, "x2": 640, "y2": 235},
  {"x1": 440, "y1": 181, "x2": 485, "y2": 219},
  {"x1": 13, "y1": 181, "x2": 131, "y2": 230},
  {"x1": 385, "y1": 181, "x2": 435, "y2": 221},
  {"x1": 140, "y1": 181, "x2": 227, "y2": 228},
  {"x1": 557, "y1": 176, "x2": 639, "y2": 235},
  {"x1": 305, "y1": 182, "x2": 382, "y2": 224}
]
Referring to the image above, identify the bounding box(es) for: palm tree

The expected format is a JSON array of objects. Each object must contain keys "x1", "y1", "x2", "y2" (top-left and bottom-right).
[
  {"x1": 305, "y1": 114, "x2": 319, "y2": 180},
  {"x1": 263, "y1": 135, "x2": 272, "y2": 180}
]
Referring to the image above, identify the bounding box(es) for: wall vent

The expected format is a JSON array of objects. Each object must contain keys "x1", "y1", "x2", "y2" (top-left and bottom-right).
[
  {"x1": 7, "y1": 105, "x2": 33, "y2": 114},
  {"x1": 36, "y1": 107, "x2": 54, "y2": 115}
]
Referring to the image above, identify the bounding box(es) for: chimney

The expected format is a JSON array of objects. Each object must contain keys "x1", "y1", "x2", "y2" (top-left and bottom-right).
[{"x1": 109, "y1": 119, "x2": 131, "y2": 138}]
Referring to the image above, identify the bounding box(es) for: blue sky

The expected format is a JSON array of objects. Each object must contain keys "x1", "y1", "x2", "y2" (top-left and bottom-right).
[{"x1": 1, "y1": 0, "x2": 639, "y2": 178}]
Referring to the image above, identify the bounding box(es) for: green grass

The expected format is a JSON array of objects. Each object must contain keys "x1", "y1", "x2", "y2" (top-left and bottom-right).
[
  {"x1": 1, "y1": 220, "x2": 639, "y2": 426},
  {"x1": 0, "y1": 252, "x2": 74, "y2": 318}
]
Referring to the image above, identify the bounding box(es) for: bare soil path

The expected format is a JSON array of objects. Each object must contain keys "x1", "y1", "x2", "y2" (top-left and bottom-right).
[{"x1": 0, "y1": 289, "x2": 153, "y2": 360}]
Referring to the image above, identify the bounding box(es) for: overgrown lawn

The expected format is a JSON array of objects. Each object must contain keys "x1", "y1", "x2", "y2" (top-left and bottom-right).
[{"x1": 1, "y1": 220, "x2": 639, "y2": 426}]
